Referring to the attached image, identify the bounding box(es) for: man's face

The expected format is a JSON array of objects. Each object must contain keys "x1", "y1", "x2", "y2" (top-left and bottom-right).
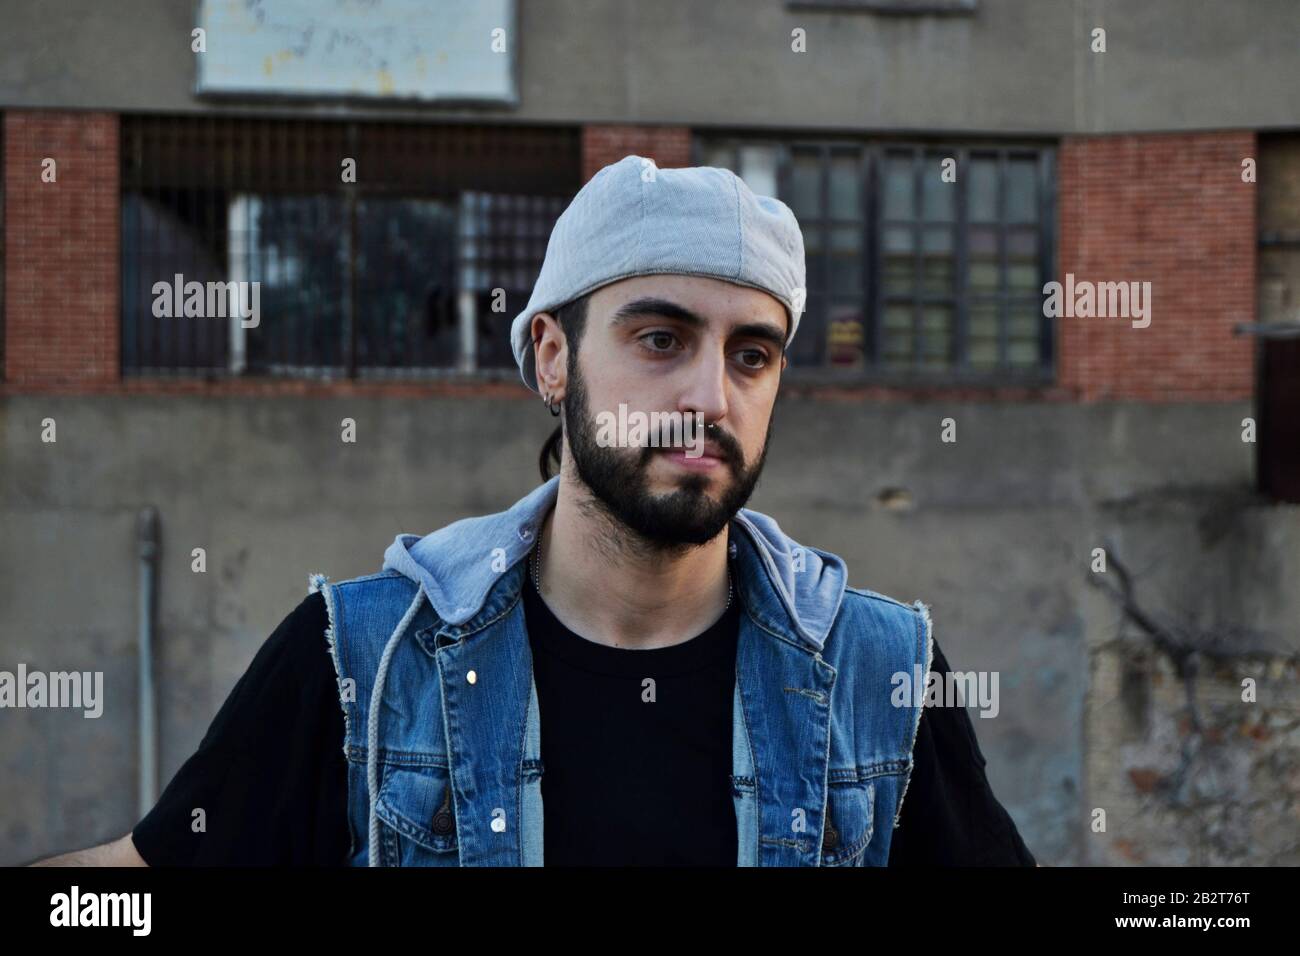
[{"x1": 551, "y1": 275, "x2": 788, "y2": 549}]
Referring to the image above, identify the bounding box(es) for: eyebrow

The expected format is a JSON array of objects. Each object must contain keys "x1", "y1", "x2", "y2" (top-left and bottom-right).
[{"x1": 608, "y1": 296, "x2": 788, "y2": 353}]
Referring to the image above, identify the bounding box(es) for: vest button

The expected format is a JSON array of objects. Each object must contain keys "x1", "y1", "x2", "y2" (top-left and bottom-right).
[
  {"x1": 822, "y1": 820, "x2": 839, "y2": 852},
  {"x1": 466, "y1": 670, "x2": 477, "y2": 684},
  {"x1": 432, "y1": 790, "x2": 455, "y2": 835}
]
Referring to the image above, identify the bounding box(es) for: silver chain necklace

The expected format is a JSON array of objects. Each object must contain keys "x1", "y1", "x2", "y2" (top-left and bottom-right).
[{"x1": 530, "y1": 537, "x2": 732, "y2": 611}]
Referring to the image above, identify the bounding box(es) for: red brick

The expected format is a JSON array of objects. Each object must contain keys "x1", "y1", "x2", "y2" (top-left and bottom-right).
[
  {"x1": 581, "y1": 125, "x2": 692, "y2": 182},
  {"x1": 3, "y1": 111, "x2": 120, "y2": 385},
  {"x1": 1058, "y1": 131, "x2": 1255, "y2": 401}
]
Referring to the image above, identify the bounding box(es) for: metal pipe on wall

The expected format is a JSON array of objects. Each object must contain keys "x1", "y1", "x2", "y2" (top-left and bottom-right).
[{"x1": 136, "y1": 507, "x2": 159, "y2": 818}]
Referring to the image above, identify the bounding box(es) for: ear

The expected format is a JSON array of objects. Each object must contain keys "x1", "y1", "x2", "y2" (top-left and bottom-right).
[{"x1": 532, "y1": 312, "x2": 567, "y2": 394}]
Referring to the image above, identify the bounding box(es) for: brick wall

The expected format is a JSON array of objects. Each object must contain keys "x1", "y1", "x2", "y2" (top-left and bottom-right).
[
  {"x1": 0, "y1": 117, "x2": 1262, "y2": 402},
  {"x1": 3, "y1": 111, "x2": 119, "y2": 385},
  {"x1": 582, "y1": 125, "x2": 692, "y2": 182},
  {"x1": 1057, "y1": 131, "x2": 1256, "y2": 401}
]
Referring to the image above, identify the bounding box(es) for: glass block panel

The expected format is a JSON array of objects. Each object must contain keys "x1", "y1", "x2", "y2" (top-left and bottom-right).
[
  {"x1": 1008, "y1": 302, "x2": 1040, "y2": 340},
  {"x1": 830, "y1": 225, "x2": 863, "y2": 296},
  {"x1": 1007, "y1": 300, "x2": 1042, "y2": 368},
  {"x1": 1007, "y1": 264, "x2": 1038, "y2": 293},
  {"x1": 922, "y1": 155, "x2": 956, "y2": 222},
  {"x1": 1008, "y1": 339, "x2": 1039, "y2": 366},
  {"x1": 1006, "y1": 158, "x2": 1038, "y2": 222},
  {"x1": 883, "y1": 154, "x2": 915, "y2": 221},
  {"x1": 969, "y1": 338, "x2": 999, "y2": 367},
  {"x1": 969, "y1": 156, "x2": 998, "y2": 222},
  {"x1": 884, "y1": 303, "x2": 913, "y2": 330},
  {"x1": 883, "y1": 226, "x2": 914, "y2": 295},
  {"x1": 882, "y1": 304, "x2": 913, "y2": 366},
  {"x1": 1007, "y1": 228, "x2": 1038, "y2": 293},
  {"x1": 920, "y1": 305, "x2": 953, "y2": 367},
  {"x1": 968, "y1": 300, "x2": 999, "y2": 368},
  {"x1": 805, "y1": 226, "x2": 825, "y2": 291},
  {"x1": 968, "y1": 226, "x2": 999, "y2": 293},
  {"x1": 829, "y1": 152, "x2": 862, "y2": 219},
  {"x1": 790, "y1": 149, "x2": 822, "y2": 218},
  {"x1": 921, "y1": 227, "x2": 954, "y2": 295}
]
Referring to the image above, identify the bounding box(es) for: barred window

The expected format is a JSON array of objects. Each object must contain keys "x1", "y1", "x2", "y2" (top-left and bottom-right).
[{"x1": 120, "y1": 116, "x2": 578, "y2": 378}]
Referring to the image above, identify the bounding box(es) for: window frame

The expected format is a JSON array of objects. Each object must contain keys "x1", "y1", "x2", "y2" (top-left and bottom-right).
[
  {"x1": 118, "y1": 115, "x2": 579, "y2": 381},
  {"x1": 694, "y1": 133, "x2": 1057, "y2": 387}
]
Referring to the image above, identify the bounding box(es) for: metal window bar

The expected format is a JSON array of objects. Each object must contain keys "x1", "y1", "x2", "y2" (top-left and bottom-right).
[
  {"x1": 997, "y1": 150, "x2": 1009, "y2": 368},
  {"x1": 1038, "y1": 148, "x2": 1057, "y2": 375},
  {"x1": 954, "y1": 145, "x2": 970, "y2": 367},
  {"x1": 0, "y1": 119, "x2": 4, "y2": 377},
  {"x1": 911, "y1": 147, "x2": 924, "y2": 368},
  {"x1": 830, "y1": 145, "x2": 868, "y2": 369}
]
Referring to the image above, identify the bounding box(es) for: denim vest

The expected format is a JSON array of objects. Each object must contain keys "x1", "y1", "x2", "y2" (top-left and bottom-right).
[{"x1": 310, "y1": 476, "x2": 932, "y2": 867}]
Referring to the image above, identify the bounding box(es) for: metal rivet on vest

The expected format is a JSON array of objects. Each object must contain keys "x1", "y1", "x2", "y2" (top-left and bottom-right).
[
  {"x1": 466, "y1": 670, "x2": 477, "y2": 684},
  {"x1": 431, "y1": 789, "x2": 455, "y2": 836},
  {"x1": 822, "y1": 820, "x2": 839, "y2": 852},
  {"x1": 518, "y1": 526, "x2": 533, "y2": 542}
]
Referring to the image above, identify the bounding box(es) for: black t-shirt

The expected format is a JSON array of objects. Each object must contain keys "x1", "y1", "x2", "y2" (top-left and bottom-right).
[
  {"x1": 524, "y1": 576, "x2": 740, "y2": 865},
  {"x1": 131, "y1": 588, "x2": 1036, "y2": 866}
]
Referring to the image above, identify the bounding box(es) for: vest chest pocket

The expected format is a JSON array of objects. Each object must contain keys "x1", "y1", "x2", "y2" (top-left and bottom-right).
[
  {"x1": 821, "y1": 781, "x2": 875, "y2": 866},
  {"x1": 374, "y1": 764, "x2": 460, "y2": 866}
]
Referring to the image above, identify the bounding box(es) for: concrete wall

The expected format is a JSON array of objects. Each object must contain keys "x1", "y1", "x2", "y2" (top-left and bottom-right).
[
  {"x1": 4, "y1": 393, "x2": 1296, "y2": 865},
  {"x1": 1, "y1": 1, "x2": 1299, "y2": 134}
]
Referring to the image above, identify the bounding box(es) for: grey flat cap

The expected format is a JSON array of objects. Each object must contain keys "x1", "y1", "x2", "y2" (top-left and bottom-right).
[{"x1": 510, "y1": 154, "x2": 806, "y2": 392}]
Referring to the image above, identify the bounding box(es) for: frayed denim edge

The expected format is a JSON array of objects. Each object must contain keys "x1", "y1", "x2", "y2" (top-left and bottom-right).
[
  {"x1": 893, "y1": 599, "x2": 935, "y2": 829},
  {"x1": 309, "y1": 573, "x2": 350, "y2": 760},
  {"x1": 310, "y1": 572, "x2": 357, "y2": 859}
]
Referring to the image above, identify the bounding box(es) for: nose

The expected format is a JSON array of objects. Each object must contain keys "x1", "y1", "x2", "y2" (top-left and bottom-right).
[{"x1": 674, "y1": 339, "x2": 729, "y2": 428}]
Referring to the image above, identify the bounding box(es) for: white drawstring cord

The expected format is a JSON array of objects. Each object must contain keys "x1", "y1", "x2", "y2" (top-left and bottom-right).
[{"x1": 367, "y1": 584, "x2": 428, "y2": 866}]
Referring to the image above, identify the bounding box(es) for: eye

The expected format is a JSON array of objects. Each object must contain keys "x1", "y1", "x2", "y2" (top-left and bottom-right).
[
  {"x1": 736, "y1": 348, "x2": 770, "y2": 370},
  {"x1": 639, "y1": 330, "x2": 681, "y2": 353}
]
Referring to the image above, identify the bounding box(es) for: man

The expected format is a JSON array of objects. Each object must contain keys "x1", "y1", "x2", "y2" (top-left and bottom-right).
[{"x1": 33, "y1": 155, "x2": 1034, "y2": 867}]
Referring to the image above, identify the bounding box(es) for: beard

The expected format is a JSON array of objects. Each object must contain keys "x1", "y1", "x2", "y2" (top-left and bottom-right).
[{"x1": 560, "y1": 358, "x2": 774, "y2": 550}]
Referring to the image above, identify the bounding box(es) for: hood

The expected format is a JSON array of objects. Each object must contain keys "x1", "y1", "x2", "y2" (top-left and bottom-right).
[{"x1": 381, "y1": 476, "x2": 847, "y2": 651}]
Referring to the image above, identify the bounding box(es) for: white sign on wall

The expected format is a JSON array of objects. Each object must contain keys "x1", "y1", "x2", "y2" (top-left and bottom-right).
[{"x1": 194, "y1": 0, "x2": 518, "y2": 104}]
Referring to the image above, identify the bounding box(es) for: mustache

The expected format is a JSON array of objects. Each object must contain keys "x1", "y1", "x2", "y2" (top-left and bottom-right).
[{"x1": 638, "y1": 424, "x2": 743, "y2": 466}]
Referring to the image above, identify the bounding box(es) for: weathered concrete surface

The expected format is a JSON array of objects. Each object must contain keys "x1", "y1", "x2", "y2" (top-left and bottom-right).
[
  {"x1": 1, "y1": 1, "x2": 1299, "y2": 134},
  {"x1": 2, "y1": 394, "x2": 1296, "y2": 865}
]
